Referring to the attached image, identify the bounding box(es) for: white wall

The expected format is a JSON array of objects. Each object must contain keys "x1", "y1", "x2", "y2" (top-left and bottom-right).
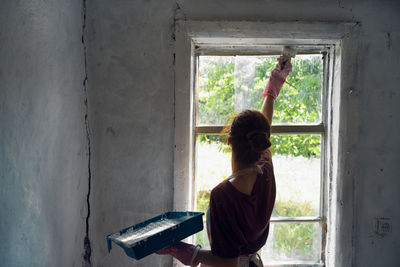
[{"x1": 0, "y1": 0, "x2": 88, "y2": 266}]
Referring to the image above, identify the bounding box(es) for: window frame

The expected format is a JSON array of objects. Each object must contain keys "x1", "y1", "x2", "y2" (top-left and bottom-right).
[
  {"x1": 193, "y1": 50, "x2": 327, "y2": 266},
  {"x1": 173, "y1": 20, "x2": 358, "y2": 267}
]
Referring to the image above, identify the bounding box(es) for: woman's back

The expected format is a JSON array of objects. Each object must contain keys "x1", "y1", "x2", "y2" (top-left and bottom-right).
[{"x1": 208, "y1": 152, "x2": 276, "y2": 258}]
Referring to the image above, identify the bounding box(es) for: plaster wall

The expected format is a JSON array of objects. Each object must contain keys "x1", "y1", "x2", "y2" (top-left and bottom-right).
[
  {"x1": 0, "y1": 1, "x2": 88, "y2": 266},
  {"x1": 86, "y1": 1, "x2": 176, "y2": 266},
  {"x1": 87, "y1": 1, "x2": 400, "y2": 267},
  {"x1": 5, "y1": 0, "x2": 399, "y2": 266}
]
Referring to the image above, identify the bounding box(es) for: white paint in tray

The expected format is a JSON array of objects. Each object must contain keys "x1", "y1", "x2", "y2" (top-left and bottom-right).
[{"x1": 115, "y1": 216, "x2": 190, "y2": 246}]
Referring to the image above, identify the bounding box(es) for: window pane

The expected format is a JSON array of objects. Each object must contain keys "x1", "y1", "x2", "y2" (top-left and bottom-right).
[
  {"x1": 197, "y1": 55, "x2": 323, "y2": 125},
  {"x1": 197, "y1": 56, "x2": 237, "y2": 125},
  {"x1": 194, "y1": 134, "x2": 229, "y2": 249},
  {"x1": 273, "y1": 55, "x2": 323, "y2": 124},
  {"x1": 271, "y1": 134, "x2": 321, "y2": 218},
  {"x1": 195, "y1": 134, "x2": 231, "y2": 214},
  {"x1": 195, "y1": 222, "x2": 211, "y2": 249},
  {"x1": 195, "y1": 134, "x2": 322, "y2": 217},
  {"x1": 261, "y1": 222, "x2": 322, "y2": 264}
]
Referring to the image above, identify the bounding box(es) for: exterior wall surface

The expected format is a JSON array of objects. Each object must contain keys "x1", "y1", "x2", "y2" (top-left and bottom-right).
[{"x1": 0, "y1": 1, "x2": 88, "y2": 266}]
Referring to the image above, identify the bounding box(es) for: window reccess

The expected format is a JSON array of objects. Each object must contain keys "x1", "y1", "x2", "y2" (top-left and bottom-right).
[{"x1": 193, "y1": 53, "x2": 326, "y2": 266}]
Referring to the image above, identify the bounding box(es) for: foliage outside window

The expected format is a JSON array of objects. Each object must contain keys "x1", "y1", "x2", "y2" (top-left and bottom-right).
[{"x1": 193, "y1": 54, "x2": 325, "y2": 266}]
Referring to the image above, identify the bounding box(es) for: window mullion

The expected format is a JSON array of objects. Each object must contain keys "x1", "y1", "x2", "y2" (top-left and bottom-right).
[
  {"x1": 195, "y1": 124, "x2": 325, "y2": 135},
  {"x1": 270, "y1": 216, "x2": 322, "y2": 223}
]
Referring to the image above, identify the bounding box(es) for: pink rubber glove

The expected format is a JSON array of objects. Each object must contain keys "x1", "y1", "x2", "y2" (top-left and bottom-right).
[
  {"x1": 262, "y1": 55, "x2": 292, "y2": 99},
  {"x1": 156, "y1": 241, "x2": 201, "y2": 266}
]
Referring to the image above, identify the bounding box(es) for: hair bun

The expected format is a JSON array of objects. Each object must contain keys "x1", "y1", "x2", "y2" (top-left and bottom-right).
[{"x1": 246, "y1": 131, "x2": 271, "y2": 153}]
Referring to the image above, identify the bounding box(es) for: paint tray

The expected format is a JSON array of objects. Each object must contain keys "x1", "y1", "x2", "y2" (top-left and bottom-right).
[{"x1": 106, "y1": 211, "x2": 204, "y2": 260}]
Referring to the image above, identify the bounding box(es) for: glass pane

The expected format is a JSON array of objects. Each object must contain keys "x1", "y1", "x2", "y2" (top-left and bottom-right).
[
  {"x1": 197, "y1": 55, "x2": 323, "y2": 125},
  {"x1": 197, "y1": 56, "x2": 237, "y2": 125},
  {"x1": 195, "y1": 134, "x2": 231, "y2": 214},
  {"x1": 271, "y1": 134, "x2": 321, "y2": 217},
  {"x1": 194, "y1": 134, "x2": 230, "y2": 249},
  {"x1": 194, "y1": 134, "x2": 323, "y2": 263},
  {"x1": 262, "y1": 222, "x2": 322, "y2": 264},
  {"x1": 195, "y1": 222, "x2": 211, "y2": 249},
  {"x1": 273, "y1": 55, "x2": 323, "y2": 124}
]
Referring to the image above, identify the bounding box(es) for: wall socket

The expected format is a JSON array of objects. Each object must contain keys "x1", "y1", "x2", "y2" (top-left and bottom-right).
[{"x1": 374, "y1": 217, "x2": 392, "y2": 236}]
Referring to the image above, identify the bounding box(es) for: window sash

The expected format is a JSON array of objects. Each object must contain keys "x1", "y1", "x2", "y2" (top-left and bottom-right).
[
  {"x1": 194, "y1": 129, "x2": 325, "y2": 223},
  {"x1": 192, "y1": 51, "x2": 328, "y2": 265}
]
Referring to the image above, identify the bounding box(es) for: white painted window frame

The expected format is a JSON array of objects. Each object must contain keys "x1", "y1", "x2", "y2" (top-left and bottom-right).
[{"x1": 173, "y1": 20, "x2": 359, "y2": 267}]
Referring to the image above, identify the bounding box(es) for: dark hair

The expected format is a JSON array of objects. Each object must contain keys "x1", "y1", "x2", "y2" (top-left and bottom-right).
[{"x1": 223, "y1": 110, "x2": 271, "y2": 164}]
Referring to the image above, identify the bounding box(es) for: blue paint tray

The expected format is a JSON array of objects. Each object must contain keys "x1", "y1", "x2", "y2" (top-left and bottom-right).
[{"x1": 106, "y1": 211, "x2": 204, "y2": 260}]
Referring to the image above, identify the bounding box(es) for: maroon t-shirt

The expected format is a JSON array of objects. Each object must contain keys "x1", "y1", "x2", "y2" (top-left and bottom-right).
[{"x1": 208, "y1": 151, "x2": 276, "y2": 258}]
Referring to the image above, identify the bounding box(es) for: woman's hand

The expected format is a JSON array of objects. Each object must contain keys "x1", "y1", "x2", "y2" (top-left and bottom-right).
[
  {"x1": 262, "y1": 55, "x2": 292, "y2": 99},
  {"x1": 156, "y1": 241, "x2": 201, "y2": 266}
]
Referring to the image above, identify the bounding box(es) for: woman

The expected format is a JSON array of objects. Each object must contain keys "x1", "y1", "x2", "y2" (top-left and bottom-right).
[{"x1": 157, "y1": 55, "x2": 292, "y2": 267}]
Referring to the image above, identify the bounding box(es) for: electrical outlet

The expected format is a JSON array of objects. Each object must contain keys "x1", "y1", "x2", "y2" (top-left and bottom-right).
[{"x1": 374, "y1": 217, "x2": 392, "y2": 236}]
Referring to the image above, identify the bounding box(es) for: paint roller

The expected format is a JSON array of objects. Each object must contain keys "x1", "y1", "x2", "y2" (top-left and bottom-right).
[
  {"x1": 282, "y1": 46, "x2": 297, "y2": 58},
  {"x1": 280, "y1": 46, "x2": 296, "y2": 70}
]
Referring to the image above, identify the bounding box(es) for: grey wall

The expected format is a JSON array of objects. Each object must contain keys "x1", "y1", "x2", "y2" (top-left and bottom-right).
[
  {"x1": 86, "y1": 0, "x2": 400, "y2": 267},
  {"x1": 86, "y1": 1, "x2": 176, "y2": 266},
  {"x1": 0, "y1": 1, "x2": 88, "y2": 266},
  {"x1": 1, "y1": 0, "x2": 399, "y2": 267}
]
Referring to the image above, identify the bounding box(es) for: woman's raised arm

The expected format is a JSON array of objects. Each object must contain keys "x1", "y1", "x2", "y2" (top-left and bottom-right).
[
  {"x1": 260, "y1": 56, "x2": 292, "y2": 124},
  {"x1": 261, "y1": 95, "x2": 275, "y2": 125}
]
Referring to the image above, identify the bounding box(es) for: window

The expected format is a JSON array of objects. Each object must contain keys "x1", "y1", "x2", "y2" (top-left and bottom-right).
[
  {"x1": 173, "y1": 20, "x2": 355, "y2": 267},
  {"x1": 192, "y1": 50, "x2": 328, "y2": 266}
]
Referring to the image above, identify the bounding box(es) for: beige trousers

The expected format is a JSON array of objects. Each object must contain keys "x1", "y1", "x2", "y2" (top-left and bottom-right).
[
  {"x1": 198, "y1": 254, "x2": 263, "y2": 267},
  {"x1": 237, "y1": 253, "x2": 263, "y2": 267}
]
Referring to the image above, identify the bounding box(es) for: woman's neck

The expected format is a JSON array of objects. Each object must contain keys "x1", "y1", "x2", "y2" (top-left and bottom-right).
[
  {"x1": 229, "y1": 154, "x2": 259, "y2": 196},
  {"x1": 231, "y1": 157, "x2": 254, "y2": 173}
]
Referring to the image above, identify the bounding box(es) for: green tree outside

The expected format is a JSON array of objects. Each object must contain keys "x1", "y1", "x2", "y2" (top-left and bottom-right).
[
  {"x1": 198, "y1": 55, "x2": 323, "y2": 158},
  {"x1": 195, "y1": 55, "x2": 324, "y2": 258}
]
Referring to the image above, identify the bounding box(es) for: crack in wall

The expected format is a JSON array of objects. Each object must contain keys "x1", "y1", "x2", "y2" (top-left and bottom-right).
[
  {"x1": 170, "y1": 2, "x2": 185, "y2": 41},
  {"x1": 171, "y1": 1, "x2": 181, "y2": 130},
  {"x1": 386, "y1": 32, "x2": 392, "y2": 50},
  {"x1": 81, "y1": 0, "x2": 92, "y2": 265}
]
